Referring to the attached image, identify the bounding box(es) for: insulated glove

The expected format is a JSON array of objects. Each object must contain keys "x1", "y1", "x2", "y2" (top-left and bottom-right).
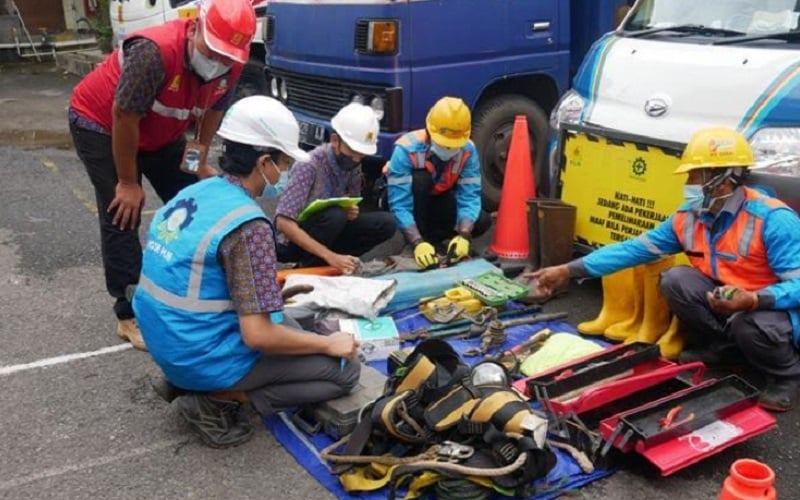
[
  {"x1": 446, "y1": 235, "x2": 470, "y2": 264},
  {"x1": 414, "y1": 241, "x2": 439, "y2": 269}
]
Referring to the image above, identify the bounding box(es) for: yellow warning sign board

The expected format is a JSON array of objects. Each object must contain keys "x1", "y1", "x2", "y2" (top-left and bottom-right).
[{"x1": 559, "y1": 130, "x2": 685, "y2": 248}]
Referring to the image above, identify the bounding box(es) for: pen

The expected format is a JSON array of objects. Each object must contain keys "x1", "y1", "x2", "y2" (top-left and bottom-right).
[{"x1": 340, "y1": 357, "x2": 346, "y2": 371}]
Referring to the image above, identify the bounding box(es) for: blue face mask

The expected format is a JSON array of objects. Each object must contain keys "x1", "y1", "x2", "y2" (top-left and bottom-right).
[
  {"x1": 683, "y1": 184, "x2": 704, "y2": 209},
  {"x1": 260, "y1": 160, "x2": 288, "y2": 199},
  {"x1": 430, "y1": 143, "x2": 460, "y2": 161}
]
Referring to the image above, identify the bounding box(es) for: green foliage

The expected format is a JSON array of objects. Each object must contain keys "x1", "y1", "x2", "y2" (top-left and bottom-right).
[{"x1": 95, "y1": 0, "x2": 113, "y2": 53}]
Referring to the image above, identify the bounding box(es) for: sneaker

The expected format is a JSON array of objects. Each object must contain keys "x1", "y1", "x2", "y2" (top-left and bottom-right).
[
  {"x1": 176, "y1": 394, "x2": 254, "y2": 449},
  {"x1": 759, "y1": 376, "x2": 800, "y2": 412},
  {"x1": 151, "y1": 376, "x2": 189, "y2": 403},
  {"x1": 117, "y1": 319, "x2": 147, "y2": 351}
]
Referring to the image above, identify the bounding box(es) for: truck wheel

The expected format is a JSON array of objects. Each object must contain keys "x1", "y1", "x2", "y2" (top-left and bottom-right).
[
  {"x1": 235, "y1": 60, "x2": 267, "y2": 101},
  {"x1": 472, "y1": 95, "x2": 549, "y2": 211}
]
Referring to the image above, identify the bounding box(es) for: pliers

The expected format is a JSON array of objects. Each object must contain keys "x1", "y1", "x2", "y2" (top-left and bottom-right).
[{"x1": 659, "y1": 405, "x2": 694, "y2": 429}]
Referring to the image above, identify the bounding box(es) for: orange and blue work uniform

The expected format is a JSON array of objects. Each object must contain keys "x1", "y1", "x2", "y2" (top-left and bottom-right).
[
  {"x1": 386, "y1": 130, "x2": 485, "y2": 245},
  {"x1": 568, "y1": 187, "x2": 800, "y2": 378}
]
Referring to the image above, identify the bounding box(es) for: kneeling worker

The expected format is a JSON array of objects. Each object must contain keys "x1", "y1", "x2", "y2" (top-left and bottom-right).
[
  {"x1": 386, "y1": 97, "x2": 491, "y2": 269},
  {"x1": 133, "y1": 96, "x2": 360, "y2": 448},
  {"x1": 275, "y1": 103, "x2": 397, "y2": 274}
]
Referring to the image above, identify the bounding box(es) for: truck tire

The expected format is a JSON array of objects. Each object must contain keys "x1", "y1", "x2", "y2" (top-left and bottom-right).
[
  {"x1": 472, "y1": 95, "x2": 549, "y2": 211},
  {"x1": 235, "y1": 60, "x2": 267, "y2": 101}
]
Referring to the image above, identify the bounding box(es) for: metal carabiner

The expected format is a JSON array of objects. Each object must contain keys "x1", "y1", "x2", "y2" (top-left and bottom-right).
[{"x1": 437, "y1": 441, "x2": 475, "y2": 462}]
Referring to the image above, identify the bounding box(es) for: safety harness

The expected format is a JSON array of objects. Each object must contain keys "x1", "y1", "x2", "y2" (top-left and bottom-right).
[{"x1": 321, "y1": 339, "x2": 556, "y2": 498}]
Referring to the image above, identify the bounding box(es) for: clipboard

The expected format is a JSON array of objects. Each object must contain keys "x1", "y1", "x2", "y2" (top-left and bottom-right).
[{"x1": 297, "y1": 197, "x2": 363, "y2": 223}]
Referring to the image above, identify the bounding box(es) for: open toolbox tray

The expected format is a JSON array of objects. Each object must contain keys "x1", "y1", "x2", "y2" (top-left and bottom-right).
[
  {"x1": 620, "y1": 375, "x2": 760, "y2": 448},
  {"x1": 521, "y1": 343, "x2": 674, "y2": 414},
  {"x1": 598, "y1": 375, "x2": 777, "y2": 476}
]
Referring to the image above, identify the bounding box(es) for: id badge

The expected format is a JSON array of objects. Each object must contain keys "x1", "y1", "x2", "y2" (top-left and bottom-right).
[{"x1": 181, "y1": 141, "x2": 207, "y2": 174}]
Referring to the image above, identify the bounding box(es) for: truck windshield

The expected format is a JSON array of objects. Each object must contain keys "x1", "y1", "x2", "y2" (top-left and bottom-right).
[{"x1": 623, "y1": 0, "x2": 800, "y2": 38}]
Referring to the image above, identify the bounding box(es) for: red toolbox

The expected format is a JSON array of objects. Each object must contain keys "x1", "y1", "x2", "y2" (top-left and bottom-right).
[{"x1": 514, "y1": 343, "x2": 776, "y2": 475}]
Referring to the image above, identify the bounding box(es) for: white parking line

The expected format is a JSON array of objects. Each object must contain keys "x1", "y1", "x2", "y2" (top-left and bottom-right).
[
  {"x1": 0, "y1": 344, "x2": 133, "y2": 377},
  {"x1": 0, "y1": 439, "x2": 185, "y2": 490}
]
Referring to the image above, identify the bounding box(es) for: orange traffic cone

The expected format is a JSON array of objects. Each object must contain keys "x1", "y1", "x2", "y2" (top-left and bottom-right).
[
  {"x1": 720, "y1": 459, "x2": 776, "y2": 500},
  {"x1": 489, "y1": 115, "x2": 537, "y2": 260}
]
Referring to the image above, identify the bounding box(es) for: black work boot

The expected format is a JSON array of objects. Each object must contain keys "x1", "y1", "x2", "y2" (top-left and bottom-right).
[
  {"x1": 759, "y1": 376, "x2": 800, "y2": 412},
  {"x1": 176, "y1": 394, "x2": 254, "y2": 448}
]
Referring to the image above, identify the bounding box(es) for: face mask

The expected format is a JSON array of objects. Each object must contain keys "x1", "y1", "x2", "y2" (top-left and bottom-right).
[
  {"x1": 335, "y1": 152, "x2": 361, "y2": 171},
  {"x1": 683, "y1": 184, "x2": 704, "y2": 209},
  {"x1": 190, "y1": 47, "x2": 231, "y2": 81},
  {"x1": 430, "y1": 143, "x2": 459, "y2": 161},
  {"x1": 260, "y1": 160, "x2": 288, "y2": 199}
]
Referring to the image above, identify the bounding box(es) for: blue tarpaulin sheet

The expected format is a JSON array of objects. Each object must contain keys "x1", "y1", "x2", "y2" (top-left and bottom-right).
[{"x1": 264, "y1": 303, "x2": 615, "y2": 499}]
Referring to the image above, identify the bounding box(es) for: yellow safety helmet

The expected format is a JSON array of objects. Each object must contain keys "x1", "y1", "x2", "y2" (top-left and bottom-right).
[
  {"x1": 426, "y1": 97, "x2": 471, "y2": 148},
  {"x1": 674, "y1": 127, "x2": 755, "y2": 174}
]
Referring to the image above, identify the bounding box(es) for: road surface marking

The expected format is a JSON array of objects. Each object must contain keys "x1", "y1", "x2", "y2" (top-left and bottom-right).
[
  {"x1": 0, "y1": 344, "x2": 133, "y2": 377},
  {"x1": 0, "y1": 439, "x2": 185, "y2": 490}
]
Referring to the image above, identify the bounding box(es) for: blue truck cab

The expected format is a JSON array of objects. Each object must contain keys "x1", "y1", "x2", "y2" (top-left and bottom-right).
[{"x1": 263, "y1": 0, "x2": 629, "y2": 209}]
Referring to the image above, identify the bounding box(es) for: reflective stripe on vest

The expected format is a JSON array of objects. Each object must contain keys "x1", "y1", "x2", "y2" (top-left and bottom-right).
[
  {"x1": 142, "y1": 204, "x2": 262, "y2": 313},
  {"x1": 672, "y1": 187, "x2": 782, "y2": 289},
  {"x1": 401, "y1": 130, "x2": 470, "y2": 194}
]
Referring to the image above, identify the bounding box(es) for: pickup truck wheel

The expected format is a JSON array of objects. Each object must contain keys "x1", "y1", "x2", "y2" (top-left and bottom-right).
[
  {"x1": 472, "y1": 95, "x2": 549, "y2": 211},
  {"x1": 235, "y1": 60, "x2": 267, "y2": 101}
]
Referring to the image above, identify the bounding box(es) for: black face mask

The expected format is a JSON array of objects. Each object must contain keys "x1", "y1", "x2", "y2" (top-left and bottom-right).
[{"x1": 335, "y1": 152, "x2": 361, "y2": 171}]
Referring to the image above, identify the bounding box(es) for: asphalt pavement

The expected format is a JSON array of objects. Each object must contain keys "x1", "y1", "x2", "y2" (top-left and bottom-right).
[{"x1": 1, "y1": 62, "x2": 798, "y2": 500}]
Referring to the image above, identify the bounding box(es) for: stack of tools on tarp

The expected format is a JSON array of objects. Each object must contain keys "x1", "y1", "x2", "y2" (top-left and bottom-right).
[
  {"x1": 321, "y1": 339, "x2": 557, "y2": 499},
  {"x1": 512, "y1": 342, "x2": 778, "y2": 476}
]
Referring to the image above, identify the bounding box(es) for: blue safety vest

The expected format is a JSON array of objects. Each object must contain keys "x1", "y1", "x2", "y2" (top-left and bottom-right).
[{"x1": 133, "y1": 176, "x2": 268, "y2": 390}]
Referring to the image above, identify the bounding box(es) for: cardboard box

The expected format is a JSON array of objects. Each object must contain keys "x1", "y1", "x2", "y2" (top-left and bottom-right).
[{"x1": 338, "y1": 316, "x2": 400, "y2": 363}]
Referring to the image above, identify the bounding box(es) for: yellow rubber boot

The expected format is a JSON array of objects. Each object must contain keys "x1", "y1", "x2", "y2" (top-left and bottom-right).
[
  {"x1": 657, "y1": 316, "x2": 685, "y2": 360},
  {"x1": 604, "y1": 265, "x2": 645, "y2": 342},
  {"x1": 577, "y1": 268, "x2": 635, "y2": 336},
  {"x1": 625, "y1": 256, "x2": 675, "y2": 345}
]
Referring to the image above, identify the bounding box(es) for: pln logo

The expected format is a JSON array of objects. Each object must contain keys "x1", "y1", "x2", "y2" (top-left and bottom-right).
[{"x1": 157, "y1": 198, "x2": 198, "y2": 243}]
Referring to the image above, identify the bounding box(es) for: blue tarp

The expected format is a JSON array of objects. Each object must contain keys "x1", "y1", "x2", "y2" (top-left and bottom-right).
[{"x1": 264, "y1": 303, "x2": 615, "y2": 499}]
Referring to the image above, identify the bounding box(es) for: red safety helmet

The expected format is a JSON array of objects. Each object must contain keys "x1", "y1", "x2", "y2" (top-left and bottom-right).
[{"x1": 200, "y1": 0, "x2": 257, "y2": 64}]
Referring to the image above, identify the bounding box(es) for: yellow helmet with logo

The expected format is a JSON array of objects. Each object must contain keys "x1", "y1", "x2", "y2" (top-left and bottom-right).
[
  {"x1": 674, "y1": 127, "x2": 755, "y2": 174},
  {"x1": 426, "y1": 97, "x2": 471, "y2": 148}
]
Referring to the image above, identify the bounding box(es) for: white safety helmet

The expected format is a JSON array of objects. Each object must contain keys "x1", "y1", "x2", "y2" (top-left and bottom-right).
[
  {"x1": 217, "y1": 96, "x2": 310, "y2": 161},
  {"x1": 331, "y1": 102, "x2": 380, "y2": 156}
]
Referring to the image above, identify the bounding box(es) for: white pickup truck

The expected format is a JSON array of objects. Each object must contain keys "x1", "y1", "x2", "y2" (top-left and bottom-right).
[{"x1": 109, "y1": 0, "x2": 269, "y2": 99}]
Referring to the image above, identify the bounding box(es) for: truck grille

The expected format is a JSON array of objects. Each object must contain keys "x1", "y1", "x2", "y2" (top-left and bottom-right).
[
  {"x1": 264, "y1": 15, "x2": 275, "y2": 44},
  {"x1": 267, "y1": 69, "x2": 388, "y2": 124},
  {"x1": 354, "y1": 20, "x2": 369, "y2": 52}
]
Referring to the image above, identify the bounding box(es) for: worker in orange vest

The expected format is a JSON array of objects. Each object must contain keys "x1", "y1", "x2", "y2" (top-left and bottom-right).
[
  {"x1": 529, "y1": 127, "x2": 800, "y2": 412},
  {"x1": 386, "y1": 97, "x2": 492, "y2": 269}
]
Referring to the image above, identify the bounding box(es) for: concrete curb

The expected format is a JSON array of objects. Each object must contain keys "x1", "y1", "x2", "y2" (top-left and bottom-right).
[{"x1": 56, "y1": 50, "x2": 105, "y2": 78}]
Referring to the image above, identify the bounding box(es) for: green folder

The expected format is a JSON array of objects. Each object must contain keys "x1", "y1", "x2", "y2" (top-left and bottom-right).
[{"x1": 296, "y1": 197, "x2": 363, "y2": 223}]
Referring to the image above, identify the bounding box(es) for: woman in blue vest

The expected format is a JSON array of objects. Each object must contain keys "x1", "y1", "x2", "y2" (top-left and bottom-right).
[{"x1": 133, "y1": 96, "x2": 361, "y2": 448}]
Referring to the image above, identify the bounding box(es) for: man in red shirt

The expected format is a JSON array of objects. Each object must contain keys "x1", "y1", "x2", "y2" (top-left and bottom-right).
[{"x1": 68, "y1": 0, "x2": 256, "y2": 350}]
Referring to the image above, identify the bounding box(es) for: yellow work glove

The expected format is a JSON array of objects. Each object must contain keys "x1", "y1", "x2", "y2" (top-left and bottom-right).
[
  {"x1": 414, "y1": 241, "x2": 439, "y2": 269},
  {"x1": 446, "y1": 235, "x2": 470, "y2": 264}
]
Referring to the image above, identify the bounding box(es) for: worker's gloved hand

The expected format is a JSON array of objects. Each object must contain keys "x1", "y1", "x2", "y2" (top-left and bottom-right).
[
  {"x1": 446, "y1": 235, "x2": 471, "y2": 264},
  {"x1": 414, "y1": 241, "x2": 439, "y2": 269}
]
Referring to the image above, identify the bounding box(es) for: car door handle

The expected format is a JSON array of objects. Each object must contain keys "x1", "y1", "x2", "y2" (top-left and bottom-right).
[{"x1": 532, "y1": 21, "x2": 551, "y2": 32}]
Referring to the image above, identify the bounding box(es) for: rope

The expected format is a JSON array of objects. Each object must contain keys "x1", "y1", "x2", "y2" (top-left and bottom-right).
[{"x1": 548, "y1": 440, "x2": 594, "y2": 474}]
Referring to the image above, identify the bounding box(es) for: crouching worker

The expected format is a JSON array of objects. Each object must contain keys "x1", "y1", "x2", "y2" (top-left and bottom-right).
[
  {"x1": 528, "y1": 127, "x2": 800, "y2": 412},
  {"x1": 386, "y1": 97, "x2": 492, "y2": 269},
  {"x1": 275, "y1": 103, "x2": 397, "y2": 274},
  {"x1": 133, "y1": 96, "x2": 361, "y2": 448}
]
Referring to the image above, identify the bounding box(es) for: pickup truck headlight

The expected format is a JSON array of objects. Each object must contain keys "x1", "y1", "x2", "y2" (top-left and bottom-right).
[
  {"x1": 549, "y1": 90, "x2": 585, "y2": 131},
  {"x1": 750, "y1": 127, "x2": 800, "y2": 175}
]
